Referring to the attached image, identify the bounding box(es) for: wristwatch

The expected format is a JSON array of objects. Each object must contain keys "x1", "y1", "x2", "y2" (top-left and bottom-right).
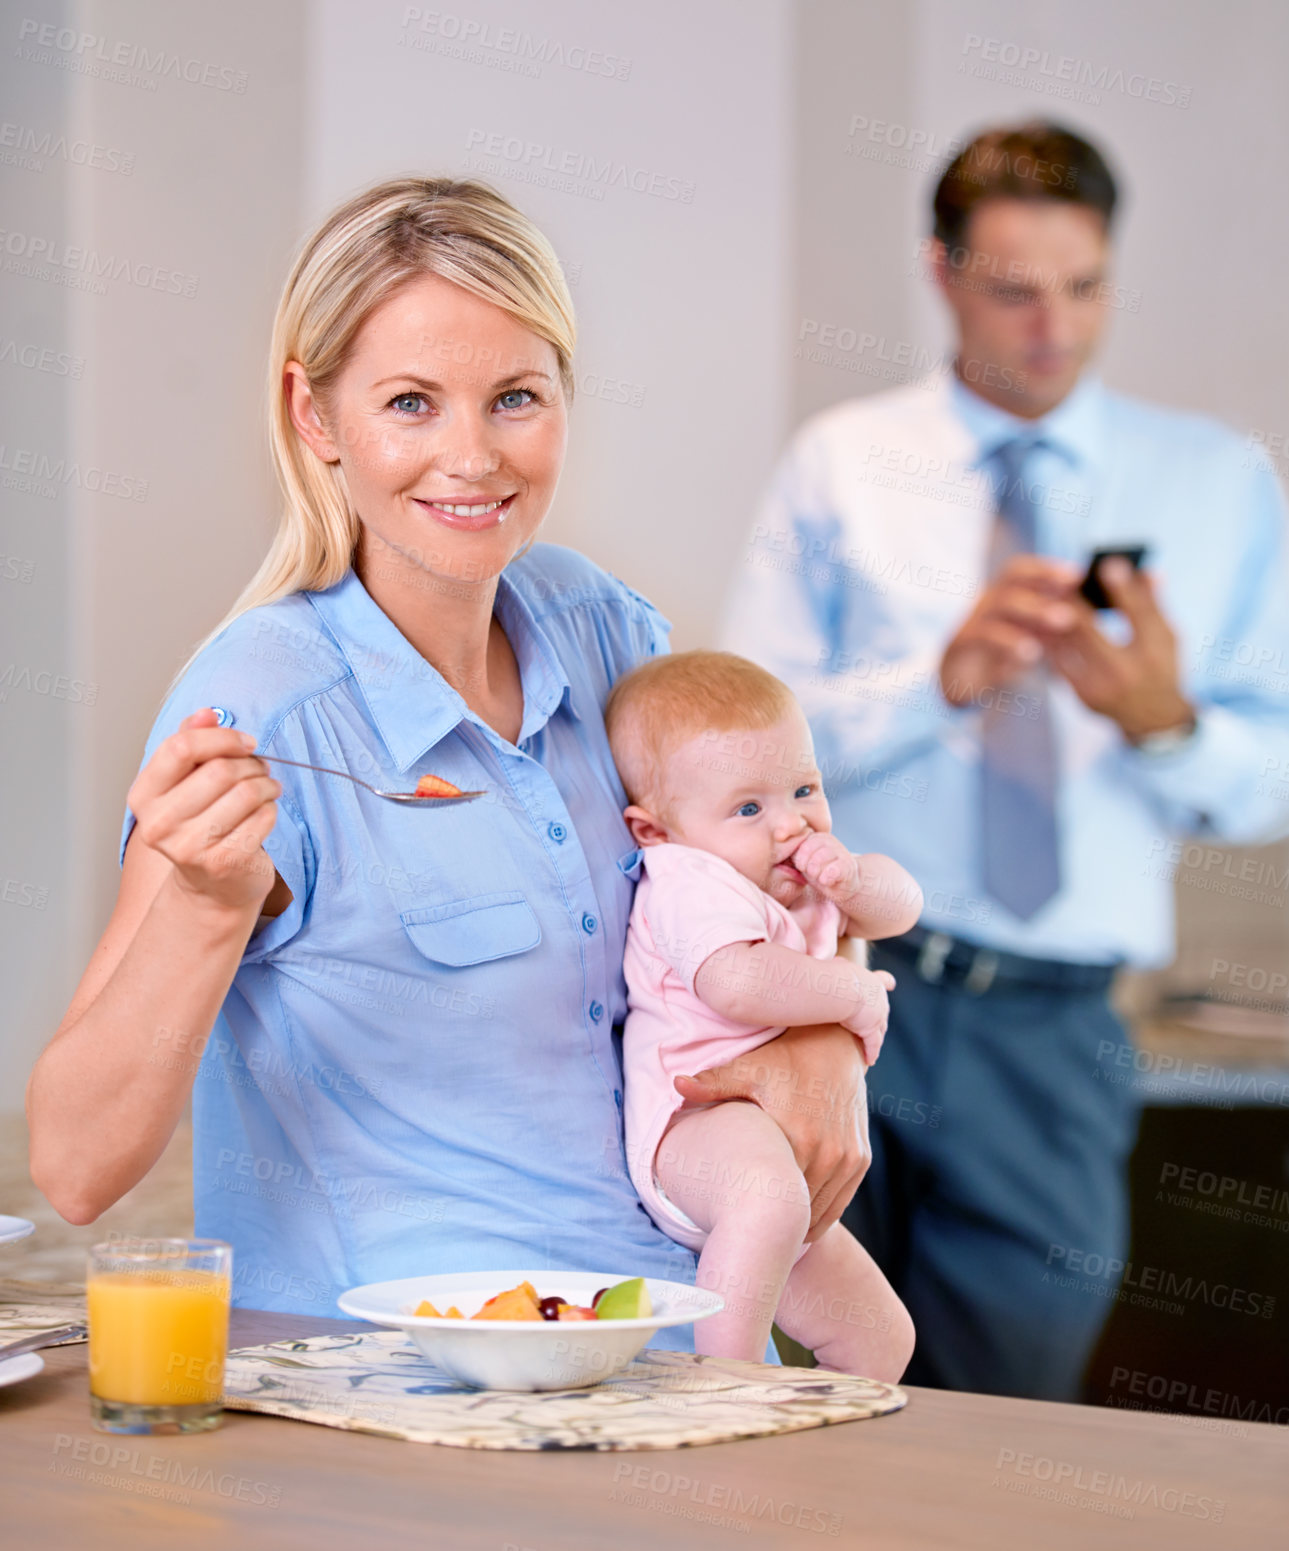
[{"x1": 1130, "y1": 714, "x2": 1199, "y2": 757}]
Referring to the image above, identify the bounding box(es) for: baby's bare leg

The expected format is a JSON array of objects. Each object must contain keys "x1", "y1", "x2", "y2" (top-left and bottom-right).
[
  {"x1": 775, "y1": 1223, "x2": 915, "y2": 1381},
  {"x1": 655, "y1": 1101, "x2": 810, "y2": 1362}
]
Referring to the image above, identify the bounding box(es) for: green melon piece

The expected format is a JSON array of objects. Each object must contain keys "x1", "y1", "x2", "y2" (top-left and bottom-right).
[{"x1": 594, "y1": 1277, "x2": 652, "y2": 1320}]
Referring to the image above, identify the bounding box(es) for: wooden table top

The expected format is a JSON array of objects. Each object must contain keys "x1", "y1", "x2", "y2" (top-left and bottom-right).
[{"x1": 3, "y1": 1307, "x2": 1284, "y2": 1550}]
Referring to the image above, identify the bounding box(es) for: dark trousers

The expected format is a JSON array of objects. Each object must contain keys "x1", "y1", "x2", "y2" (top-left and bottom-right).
[{"x1": 842, "y1": 942, "x2": 1141, "y2": 1401}]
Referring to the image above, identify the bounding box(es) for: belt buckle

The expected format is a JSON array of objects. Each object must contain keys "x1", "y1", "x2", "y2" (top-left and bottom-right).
[
  {"x1": 964, "y1": 949, "x2": 999, "y2": 995},
  {"x1": 915, "y1": 931, "x2": 953, "y2": 984}
]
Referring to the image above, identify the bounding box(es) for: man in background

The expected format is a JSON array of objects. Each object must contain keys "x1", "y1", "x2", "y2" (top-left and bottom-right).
[{"x1": 721, "y1": 121, "x2": 1289, "y2": 1400}]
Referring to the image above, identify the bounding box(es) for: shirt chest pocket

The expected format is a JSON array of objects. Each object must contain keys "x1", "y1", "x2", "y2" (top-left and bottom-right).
[{"x1": 400, "y1": 891, "x2": 542, "y2": 967}]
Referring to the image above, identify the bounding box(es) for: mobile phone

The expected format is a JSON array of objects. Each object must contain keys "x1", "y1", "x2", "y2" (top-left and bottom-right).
[{"x1": 1078, "y1": 545, "x2": 1149, "y2": 609}]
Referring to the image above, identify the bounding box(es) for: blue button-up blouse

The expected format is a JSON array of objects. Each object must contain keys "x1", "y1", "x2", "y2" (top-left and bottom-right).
[{"x1": 120, "y1": 543, "x2": 705, "y2": 1330}]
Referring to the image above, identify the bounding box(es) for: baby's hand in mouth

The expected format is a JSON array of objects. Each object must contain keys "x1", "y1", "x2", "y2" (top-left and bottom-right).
[{"x1": 788, "y1": 831, "x2": 856, "y2": 893}]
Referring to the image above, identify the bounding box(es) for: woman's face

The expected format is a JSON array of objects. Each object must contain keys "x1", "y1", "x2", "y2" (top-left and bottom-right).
[{"x1": 288, "y1": 272, "x2": 568, "y2": 589}]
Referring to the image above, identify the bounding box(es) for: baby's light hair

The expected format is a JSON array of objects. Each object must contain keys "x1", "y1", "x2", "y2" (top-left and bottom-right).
[{"x1": 605, "y1": 650, "x2": 798, "y2": 812}]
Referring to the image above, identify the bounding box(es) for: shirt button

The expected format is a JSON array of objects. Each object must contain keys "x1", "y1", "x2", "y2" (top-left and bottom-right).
[
  {"x1": 589, "y1": 1001, "x2": 604, "y2": 1023},
  {"x1": 548, "y1": 823, "x2": 567, "y2": 843},
  {"x1": 209, "y1": 706, "x2": 235, "y2": 728},
  {"x1": 582, "y1": 913, "x2": 598, "y2": 935}
]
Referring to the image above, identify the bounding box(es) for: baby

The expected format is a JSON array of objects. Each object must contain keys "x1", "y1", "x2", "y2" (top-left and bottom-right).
[{"x1": 605, "y1": 650, "x2": 921, "y2": 1378}]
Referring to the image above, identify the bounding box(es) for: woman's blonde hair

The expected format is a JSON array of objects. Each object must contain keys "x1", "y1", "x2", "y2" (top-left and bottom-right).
[{"x1": 173, "y1": 176, "x2": 576, "y2": 684}]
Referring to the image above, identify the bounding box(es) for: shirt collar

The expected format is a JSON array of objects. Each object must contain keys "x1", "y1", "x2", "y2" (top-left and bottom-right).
[
  {"x1": 305, "y1": 565, "x2": 576, "y2": 774},
  {"x1": 948, "y1": 367, "x2": 1108, "y2": 474}
]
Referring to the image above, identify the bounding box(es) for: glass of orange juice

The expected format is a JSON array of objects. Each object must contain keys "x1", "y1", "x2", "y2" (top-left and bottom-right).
[{"x1": 87, "y1": 1238, "x2": 232, "y2": 1434}]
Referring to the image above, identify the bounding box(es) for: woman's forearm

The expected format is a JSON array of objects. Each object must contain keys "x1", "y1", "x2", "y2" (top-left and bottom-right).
[{"x1": 26, "y1": 873, "x2": 260, "y2": 1224}]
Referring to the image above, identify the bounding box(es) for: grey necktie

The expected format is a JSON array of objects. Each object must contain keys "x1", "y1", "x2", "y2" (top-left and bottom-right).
[{"x1": 979, "y1": 438, "x2": 1061, "y2": 920}]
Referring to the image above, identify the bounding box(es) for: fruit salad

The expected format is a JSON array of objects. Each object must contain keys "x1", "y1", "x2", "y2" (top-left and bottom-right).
[{"x1": 414, "y1": 1277, "x2": 651, "y2": 1323}]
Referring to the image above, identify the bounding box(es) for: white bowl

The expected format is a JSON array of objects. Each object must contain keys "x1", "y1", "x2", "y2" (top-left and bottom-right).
[{"x1": 337, "y1": 1269, "x2": 723, "y2": 1391}]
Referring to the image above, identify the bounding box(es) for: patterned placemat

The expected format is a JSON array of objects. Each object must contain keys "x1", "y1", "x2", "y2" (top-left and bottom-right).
[
  {"x1": 0, "y1": 1279, "x2": 88, "y2": 1344},
  {"x1": 222, "y1": 1330, "x2": 907, "y2": 1451}
]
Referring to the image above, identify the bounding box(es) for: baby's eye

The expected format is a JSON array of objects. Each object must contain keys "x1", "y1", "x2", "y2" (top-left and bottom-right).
[
  {"x1": 390, "y1": 392, "x2": 428, "y2": 416},
  {"x1": 736, "y1": 801, "x2": 760, "y2": 818}
]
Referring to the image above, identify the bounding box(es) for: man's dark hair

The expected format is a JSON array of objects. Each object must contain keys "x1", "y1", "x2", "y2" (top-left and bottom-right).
[{"x1": 932, "y1": 121, "x2": 1118, "y2": 256}]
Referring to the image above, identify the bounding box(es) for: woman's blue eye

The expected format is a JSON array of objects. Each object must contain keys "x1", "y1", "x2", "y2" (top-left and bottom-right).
[
  {"x1": 497, "y1": 388, "x2": 535, "y2": 410},
  {"x1": 737, "y1": 801, "x2": 760, "y2": 818},
  {"x1": 390, "y1": 393, "x2": 427, "y2": 415}
]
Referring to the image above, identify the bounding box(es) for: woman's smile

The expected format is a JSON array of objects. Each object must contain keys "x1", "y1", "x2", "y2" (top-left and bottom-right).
[{"x1": 413, "y1": 492, "x2": 517, "y2": 531}]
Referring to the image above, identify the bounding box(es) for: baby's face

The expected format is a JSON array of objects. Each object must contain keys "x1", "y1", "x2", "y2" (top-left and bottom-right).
[{"x1": 657, "y1": 708, "x2": 832, "y2": 908}]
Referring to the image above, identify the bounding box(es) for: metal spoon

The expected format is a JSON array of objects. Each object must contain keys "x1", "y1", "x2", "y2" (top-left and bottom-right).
[
  {"x1": 255, "y1": 753, "x2": 485, "y2": 807},
  {"x1": 0, "y1": 1323, "x2": 87, "y2": 1362}
]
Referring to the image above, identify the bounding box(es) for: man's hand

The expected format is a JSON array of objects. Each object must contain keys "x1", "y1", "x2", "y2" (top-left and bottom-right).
[
  {"x1": 940, "y1": 555, "x2": 1082, "y2": 706},
  {"x1": 1045, "y1": 559, "x2": 1194, "y2": 741},
  {"x1": 674, "y1": 1022, "x2": 869, "y2": 1242}
]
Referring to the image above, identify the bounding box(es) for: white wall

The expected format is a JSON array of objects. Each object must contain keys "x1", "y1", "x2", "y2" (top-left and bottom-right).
[
  {"x1": 305, "y1": 0, "x2": 793, "y2": 649},
  {"x1": 1, "y1": 0, "x2": 306, "y2": 1107}
]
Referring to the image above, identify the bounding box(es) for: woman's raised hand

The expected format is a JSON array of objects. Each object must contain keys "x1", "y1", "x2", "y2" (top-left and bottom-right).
[{"x1": 125, "y1": 707, "x2": 282, "y2": 915}]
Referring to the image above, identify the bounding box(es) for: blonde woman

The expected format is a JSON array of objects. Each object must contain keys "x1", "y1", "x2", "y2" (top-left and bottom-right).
[{"x1": 26, "y1": 179, "x2": 871, "y2": 1335}]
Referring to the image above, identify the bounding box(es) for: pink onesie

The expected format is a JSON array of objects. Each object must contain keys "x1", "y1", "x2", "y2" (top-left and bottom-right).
[{"x1": 621, "y1": 840, "x2": 845, "y2": 1252}]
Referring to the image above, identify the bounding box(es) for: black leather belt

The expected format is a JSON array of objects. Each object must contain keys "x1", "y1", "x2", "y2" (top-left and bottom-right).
[{"x1": 874, "y1": 924, "x2": 1119, "y2": 996}]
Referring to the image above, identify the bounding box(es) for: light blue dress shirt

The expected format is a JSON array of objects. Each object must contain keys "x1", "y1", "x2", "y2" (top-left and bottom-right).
[
  {"x1": 722, "y1": 372, "x2": 1289, "y2": 966},
  {"x1": 120, "y1": 544, "x2": 710, "y2": 1331}
]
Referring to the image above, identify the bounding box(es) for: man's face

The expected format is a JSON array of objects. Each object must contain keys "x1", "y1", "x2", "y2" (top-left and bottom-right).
[{"x1": 934, "y1": 198, "x2": 1114, "y2": 419}]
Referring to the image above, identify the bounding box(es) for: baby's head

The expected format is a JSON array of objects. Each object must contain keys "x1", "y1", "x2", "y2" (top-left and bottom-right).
[{"x1": 605, "y1": 650, "x2": 832, "y2": 907}]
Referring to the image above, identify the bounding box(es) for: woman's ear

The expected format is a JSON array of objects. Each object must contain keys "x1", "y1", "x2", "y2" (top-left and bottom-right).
[
  {"x1": 624, "y1": 804, "x2": 669, "y2": 847},
  {"x1": 283, "y1": 361, "x2": 340, "y2": 463}
]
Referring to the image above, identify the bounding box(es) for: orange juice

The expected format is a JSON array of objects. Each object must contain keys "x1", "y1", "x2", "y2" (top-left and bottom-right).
[{"x1": 87, "y1": 1269, "x2": 231, "y2": 1406}]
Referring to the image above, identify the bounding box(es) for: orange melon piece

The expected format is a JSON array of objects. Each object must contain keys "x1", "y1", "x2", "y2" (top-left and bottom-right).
[
  {"x1": 444, "y1": 1306, "x2": 464, "y2": 1319},
  {"x1": 414, "y1": 1299, "x2": 442, "y2": 1317},
  {"x1": 473, "y1": 1284, "x2": 542, "y2": 1321},
  {"x1": 415, "y1": 773, "x2": 463, "y2": 798}
]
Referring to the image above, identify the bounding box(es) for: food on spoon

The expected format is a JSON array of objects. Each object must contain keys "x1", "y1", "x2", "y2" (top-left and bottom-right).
[
  {"x1": 414, "y1": 772, "x2": 463, "y2": 799},
  {"x1": 594, "y1": 1277, "x2": 652, "y2": 1320}
]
